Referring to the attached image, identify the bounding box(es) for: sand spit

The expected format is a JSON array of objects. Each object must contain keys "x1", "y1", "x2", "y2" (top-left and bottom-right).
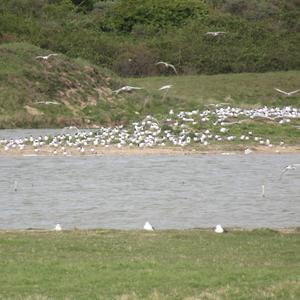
[{"x1": 0, "y1": 145, "x2": 299, "y2": 157}]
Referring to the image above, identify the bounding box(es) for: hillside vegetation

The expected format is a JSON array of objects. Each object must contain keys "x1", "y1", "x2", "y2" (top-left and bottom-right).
[
  {"x1": 0, "y1": 0, "x2": 299, "y2": 76},
  {"x1": 0, "y1": 1, "x2": 299, "y2": 129}
]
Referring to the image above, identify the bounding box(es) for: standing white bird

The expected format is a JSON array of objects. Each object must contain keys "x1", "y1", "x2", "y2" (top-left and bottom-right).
[
  {"x1": 214, "y1": 224, "x2": 225, "y2": 233},
  {"x1": 113, "y1": 85, "x2": 143, "y2": 94},
  {"x1": 143, "y1": 221, "x2": 154, "y2": 231},
  {"x1": 274, "y1": 88, "x2": 300, "y2": 97},
  {"x1": 13, "y1": 180, "x2": 18, "y2": 192},
  {"x1": 244, "y1": 148, "x2": 252, "y2": 155},
  {"x1": 206, "y1": 32, "x2": 226, "y2": 36},
  {"x1": 155, "y1": 61, "x2": 178, "y2": 74},
  {"x1": 54, "y1": 224, "x2": 62, "y2": 231},
  {"x1": 261, "y1": 184, "x2": 265, "y2": 198},
  {"x1": 36, "y1": 53, "x2": 59, "y2": 60},
  {"x1": 279, "y1": 164, "x2": 300, "y2": 179}
]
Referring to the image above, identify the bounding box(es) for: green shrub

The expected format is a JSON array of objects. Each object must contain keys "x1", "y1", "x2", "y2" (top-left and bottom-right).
[{"x1": 105, "y1": 0, "x2": 208, "y2": 33}]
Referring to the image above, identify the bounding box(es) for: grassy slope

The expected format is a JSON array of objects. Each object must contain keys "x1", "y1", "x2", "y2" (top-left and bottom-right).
[
  {"x1": 0, "y1": 230, "x2": 299, "y2": 299},
  {"x1": 0, "y1": 42, "x2": 193, "y2": 128},
  {"x1": 0, "y1": 42, "x2": 300, "y2": 147},
  {"x1": 128, "y1": 71, "x2": 300, "y2": 107},
  {"x1": 0, "y1": 42, "x2": 126, "y2": 128}
]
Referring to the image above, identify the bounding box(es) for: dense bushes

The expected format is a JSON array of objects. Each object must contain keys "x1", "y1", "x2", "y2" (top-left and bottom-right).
[
  {"x1": 103, "y1": 0, "x2": 208, "y2": 33},
  {"x1": 0, "y1": 0, "x2": 299, "y2": 76}
]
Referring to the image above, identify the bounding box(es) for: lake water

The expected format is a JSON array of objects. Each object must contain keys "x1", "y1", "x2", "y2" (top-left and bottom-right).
[{"x1": 0, "y1": 153, "x2": 299, "y2": 229}]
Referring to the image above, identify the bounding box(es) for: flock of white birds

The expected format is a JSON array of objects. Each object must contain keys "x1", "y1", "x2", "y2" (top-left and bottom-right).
[
  {"x1": 1, "y1": 106, "x2": 299, "y2": 154},
  {"x1": 53, "y1": 222, "x2": 224, "y2": 232}
]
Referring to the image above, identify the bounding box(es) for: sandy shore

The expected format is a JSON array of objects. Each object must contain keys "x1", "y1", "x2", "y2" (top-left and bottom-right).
[{"x1": 0, "y1": 144, "x2": 299, "y2": 156}]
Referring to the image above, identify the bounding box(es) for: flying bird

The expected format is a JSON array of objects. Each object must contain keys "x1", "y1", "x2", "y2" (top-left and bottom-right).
[
  {"x1": 35, "y1": 101, "x2": 60, "y2": 105},
  {"x1": 274, "y1": 88, "x2": 300, "y2": 97},
  {"x1": 158, "y1": 85, "x2": 173, "y2": 91},
  {"x1": 155, "y1": 61, "x2": 178, "y2": 74},
  {"x1": 279, "y1": 164, "x2": 300, "y2": 179},
  {"x1": 36, "y1": 53, "x2": 58, "y2": 60},
  {"x1": 206, "y1": 32, "x2": 226, "y2": 36},
  {"x1": 113, "y1": 85, "x2": 143, "y2": 94}
]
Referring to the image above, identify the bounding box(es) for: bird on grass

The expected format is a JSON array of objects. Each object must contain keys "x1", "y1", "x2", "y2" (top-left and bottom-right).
[
  {"x1": 155, "y1": 61, "x2": 178, "y2": 75},
  {"x1": 279, "y1": 164, "x2": 300, "y2": 179},
  {"x1": 54, "y1": 224, "x2": 62, "y2": 231},
  {"x1": 36, "y1": 53, "x2": 58, "y2": 60},
  {"x1": 144, "y1": 221, "x2": 154, "y2": 231},
  {"x1": 274, "y1": 88, "x2": 300, "y2": 97},
  {"x1": 206, "y1": 32, "x2": 226, "y2": 37},
  {"x1": 113, "y1": 85, "x2": 143, "y2": 95},
  {"x1": 214, "y1": 224, "x2": 226, "y2": 233}
]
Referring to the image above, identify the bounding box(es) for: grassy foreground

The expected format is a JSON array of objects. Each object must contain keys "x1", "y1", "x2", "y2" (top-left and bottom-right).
[{"x1": 0, "y1": 229, "x2": 299, "y2": 299}]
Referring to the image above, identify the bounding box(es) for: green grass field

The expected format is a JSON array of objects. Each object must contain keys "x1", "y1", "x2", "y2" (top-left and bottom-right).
[{"x1": 0, "y1": 229, "x2": 299, "y2": 299}]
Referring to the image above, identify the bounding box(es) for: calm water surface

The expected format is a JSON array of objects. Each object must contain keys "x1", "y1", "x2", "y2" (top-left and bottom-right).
[{"x1": 0, "y1": 153, "x2": 299, "y2": 229}]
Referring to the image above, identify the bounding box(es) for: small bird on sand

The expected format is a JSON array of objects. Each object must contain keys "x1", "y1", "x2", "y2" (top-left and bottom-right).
[
  {"x1": 36, "y1": 53, "x2": 58, "y2": 60},
  {"x1": 155, "y1": 61, "x2": 178, "y2": 74},
  {"x1": 214, "y1": 224, "x2": 225, "y2": 233},
  {"x1": 113, "y1": 85, "x2": 143, "y2": 94},
  {"x1": 274, "y1": 88, "x2": 300, "y2": 97},
  {"x1": 144, "y1": 221, "x2": 154, "y2": 231}
]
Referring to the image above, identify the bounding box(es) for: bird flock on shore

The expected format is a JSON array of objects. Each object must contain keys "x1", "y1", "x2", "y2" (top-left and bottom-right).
[{"x1": 1, "y1": 105, "x2": 299, "y2": 154}]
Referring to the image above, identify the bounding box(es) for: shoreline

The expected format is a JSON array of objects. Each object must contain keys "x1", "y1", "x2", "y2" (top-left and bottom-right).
[
  {"x1": 0, "y1": 227, "x2": 299, "y2": 233},
  {"x1": 0, "y1": 144, "x2": 299, "y2": 156}
]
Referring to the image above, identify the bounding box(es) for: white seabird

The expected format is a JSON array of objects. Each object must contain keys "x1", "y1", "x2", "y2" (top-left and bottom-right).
[
  {"x1": 144, "y1": 221, "x2": 154, "y2": 231},
  {"x1": 54, "y1": 224, "x2": 62, "y2": 231},
  {"x1": 155, "y1": 61, "x2": 178, "y2": 74},
  {"x1": 274, "y1": 88, "x2": 300, "y2": 97},
  {"x1": 279, "y1": 164, "x2": 300, "y2": 179},
  {"x1": 244, "y1": 148, "x2": 252, "y2": 155},
  {"x1": 158, "y1": 85, "x2": 173, "y2": 91},
  {"x1": 35, "y1": 101, "x2": 60, "y2": 105},
  {"x1": 113, "y1": 85, "x2": 143, "y2": 94},
  {"x1": 36, "y1": 53, "x2": 58, "y2": 60},
  {"x1": 206, "y1": 31, "x2": 226, "y2": 37},
  {"x1": 214, "y1": 224, "x2": 225, "y2": 233}
]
